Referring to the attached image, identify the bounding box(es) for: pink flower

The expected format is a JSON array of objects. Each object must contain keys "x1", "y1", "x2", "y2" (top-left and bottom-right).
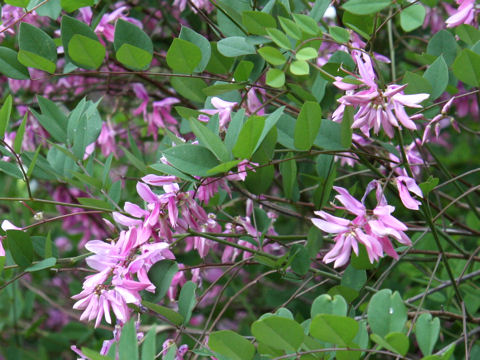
[
  {"x1": 395, "y1": 176, "x2": 423, "y2": 210},
  {"x1": 312, "y1": 186, "x2": 411, "y2": 267},
  {"x1": 198, "y1": 97, "x2": 237, "y2": 131},
  {"x1": 446, "y1": 0, "x2": 476, "y2": 28}
]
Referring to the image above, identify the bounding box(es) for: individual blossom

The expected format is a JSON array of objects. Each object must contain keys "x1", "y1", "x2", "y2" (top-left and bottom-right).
[
  {"x1": 312, "y1": 186, "x2": 411, "y2": 267},
  {"x1": 149, "y1": 98, "x2": 180, "y2": 138},
  {"x1": 198, "y1": 97, "x2": 237, "y2": 131},
  {"x1": 445, "y1": 0, "x2": 476, "y2": 28},
  {"x1": 422, "y1": 98, "x2": 458, "y2": 144}
]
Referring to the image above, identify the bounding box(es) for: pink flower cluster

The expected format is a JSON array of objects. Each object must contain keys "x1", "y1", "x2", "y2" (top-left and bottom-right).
[{"x1": 312, "y1": 186, "x2": 412, "y2": 268}]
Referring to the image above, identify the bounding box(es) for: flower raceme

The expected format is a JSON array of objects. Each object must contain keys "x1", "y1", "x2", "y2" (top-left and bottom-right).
[
  {"x1": 311, "y1": 186, "x2": 412, "y2": 268},
  {"x1": 333, "y1": 52, "x2": 429, "y2": 138}
]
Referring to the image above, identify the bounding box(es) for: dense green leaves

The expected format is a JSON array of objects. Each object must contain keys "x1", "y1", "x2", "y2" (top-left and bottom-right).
[
  {"x1": 242, "y1": 11, "x2": 276, "y2": 35},
  {"x1": 18, "y1": 23, "x2": 57, "y2": 73},
  {"x1": 114, "y1": 19, "x2": 153, "y2": 70},
  {"x1": 189, "y1": 119, "x2": 230, "y2": 162}
]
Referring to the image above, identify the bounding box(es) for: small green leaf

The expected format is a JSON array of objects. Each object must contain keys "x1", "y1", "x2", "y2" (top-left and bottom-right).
[
  {"x1": 340, "y1": 105, "x2": 354, "y2": 148},
  {"x1": 292, "y1": 14, "x2": 319, "y2": 35},
  {"x1": 68, "y1": 34, "x2": 105, "y2": 70},
  {"x1": 119, "y1": 320, "x2": 139, "y2": 360},
  {"x1": 266, "y1": 28, "x2": 292, "y2": 49},
  {"x1": 290, "y1": 60, "x2": 309, "y2": 75},
  {"x1": 0, "y1": 161, "x2": 23, "y2": 179},
  {"x1": 5, "y1": 230, "x2": 34, "y2": 268},
  {"x1": 233, "y1": 60, "x2": 254, "y2": 82},
  {"x1": 455, "y1": 24, "x2": 480, "y2": 45},
  {"x1": 279, "y1": 17, "x2": 301, "y2": 40},
  {"x1": 296, "y1": 47, "x2": 318, "y2": 61},
  {"x1": 5, "y1": 0, "x2": 30, "y2": 7},
  {"x1": 342, "y1": 0, "x2": 392, "y2": 15},
  {"x1": 419, "y1": 176, "x2": 439, "y2": 195},
  {"x1": 80, "y1": 348, "x2": 111, "y2": 360},
  {"x1": 178, "y1": 281, "x2": 196, "y2": 324},
  {"x1": 217, "y1": 37, "x2": 256, "y2": 57},
  {"x1": 143, "y1": 260, "x2": 178, "y2": 302},
  {"x1": 367, "y1": 289, "x2": 407, "y2": 337},
  {"x1": 423, "y1": 56, "x2": 448, "y2": 100},
  {"x1": 310, "y1": 314, "x2": 359, "y2": 346},
  {"x1": 142, "y1": 301, "x2": 184, "y2": 326},
  {"x1": 61, "y1": 0, "x2": 93, "y2": 12},
  {"x1": 258, "y1": 46, "x2": 286, "y2": 65},
  {"x1": 202, "y1": 82, "x2": 247, "y2": 96},
  {"x1": 251, "y1": 316, "x2": 305, "y2": 352},
  {"x1": 0, "y1": 95, "x2": 13, "y2": 139},
  {"x1": 266, "y1": 68, "x2": 285, "y2": 88},
  {"x1": 25, "y1": 257, "x2": 57, "y2": 272},
  {"x1": 452, "y1": 49, "x2": 480, "y2": 87},
  {"x1": 371, "y1": 332, "x2": 409, "y2": 356},
  {"x1": 0, "y1": 47, "x2": 30, "y2": 79},
  {"x1": 415, "y1": 313, "x2": 440, "y2": 356},
  {"x1": 171, "y1": 77, "x2": 207, "y2": 103},
  {"x1": 242, "y1": 11, "x2": 276, "y2": 35},
  {"x1": 329, "y1": 26, "x2": 350, "y2": 43},
  {"x1": 311, "y1": 294, "x2": 348, "y2": 317},
  {"x1": 179, "y1": 26, "x2": 211, "y2": 72},
  {"x1": 18, "y1": 23, "x2": 57, "y2": 73},
  {"x1": 141, "y1": 327, "x2": 156, "y2": 360},
  {"x1": 189, "y1": 118, "x2": 230, "y2": 162},
  {"x1": 427, "y1": 30, "x2": 458, "y2": 66},
  {"x1": 166, "y1": 38, "x2": 202, "y2": 74},
  {"x1": 114, "y1": 19, "x2": 153, "y2": 71},
  {"x1": 209, "y1": 330, "x2": 255, "y2": 360},
  {"x1": 400, "y1": 4, "x2": 426, "y2": 32},
  {"x1": 14, "y1": 113, "x2": 27, "y2": 154},
  {"x1": 163, "y1": 144, "x2": 220, "y2": 177},
  {"x1": 232, "y1": 115, "x2": 265, "y2": 159},
  {"x1": 294, "y1": 101, "x2": 322, "y2": 150}
]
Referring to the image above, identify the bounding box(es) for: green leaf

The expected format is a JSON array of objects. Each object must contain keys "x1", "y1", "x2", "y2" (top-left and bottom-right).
[
  {"x1": 18, "y1": 23, "x2": 57, "y2": 74},
  {"x1": 189, "y1": 118, "x2": 230, "y2": 162},
  {"x1": 209, "y1": 330, "x2": 255, "y2": 360},
  {"x1": 342, "y1": 0, "x2": 392, "y2": 15},
  {"x1": 329, "y1": 26, "x2": 350, "y2": 43},
  {"x1": 77, "y1": 197, "x2": 112, "y2": 210},
  {"x1": 166, "y1": 38, "x2": 202, "y2": 74},
  {"x1": 341, "y1": 265, "x2": 366, "y2": 292},
  {"x1": 0, "y1": 95, "x2": 13, "y2": 139},
  {"x1": 217, "y1": 36, "x2": 256, "y2": 57},
  {"x1": 452, "y1": 49, "x2": 480, "y2": 87},
  {"x1": 202, "y1": 82, "x2": 247, "y2": 96},
  {"x1": 233, "y1": 61, "x2": 254, "y2": 82},
  {"x1": 415, "y1": 313, "x2": 440, "y2": 356},
  {"x1": 144, "y1": 260, "x2": 178, "y2": 302},
  {"x1": 142, "y1": 301, "x2": 184, "y2": 326},
  {"x1": 341, "y1": 105, "x2": 354, "y2": 148},
  {"x1": 371, "y1": 332, "x2": 409, "y2": 356},
  {"x1": 178, "y1": 281, "x2": 196, "y2": 324},
  {"x1": 5, "y1": 0, "x2": 29, "y2": 7},
  {"x1": 455, "y1": 24, "x2": 480, "y2": 45},
  {"x1": 290, "y1": 60, "x2": 309, "y2": 75},
  {"x1": 68, "y1": 34, "x2": 105, "y2": 70},
  {"x1": 296, "y1": 47, "x2": 318, "y2": 61},
  {"x1": 279, "y1": 152, "x2": 297, "y2": 200},
  {"x1": 178, "y1": 26, "x2": 211, "y2": 73},
  {"x1": 311, "y1": 294, "x2": 348, "y2": 317},
  {"x1": 25, "y1": 257, "x2": 56, "y2": 272},
  {"x1": 61, "y1": 0, "x2": 93, "y2": 12},
  {"x1": 242, "y1": 11, "x2": 276, "y2": 35},
  {"x1": 141, "y1": 327, "x2": 156, "y2": 360},
  {"x1": 266, "y1": 68, "x2": 285, "y2": 88},
  {"x1": 33, "y1": 96, "x2": 68, "y2": 143},
  {"x1": 258, "y1": 46, "x2": 286, "y2": 66},
  {"x1": 427, "y1": 30, "x2": 458, "y2": 66},
  {"x1": 289, "y1": 244, "x2": 310, "y2": 275},
  {"x1": 310, "y1": 314, "x2": 359, "y2": 346},
  {"x1": 294, "y1": 101, "x2": 322, "y2": 151},
  {"x1": 14, "y1": 113, "x2": 27, "y2": 154},
  {"x1": 232, "y1": 115, "x2": 265, "y2": 159},
  {"x1": 367, "y1": 289, "x2": 407, "y2": 337},
  {"x1": 119, "y1": 320, "x2": 139, "y2": 360},
  {"x1": 253, "y1": 107, "x2": 284, "y2": 154},
  {"x1": 162, "y1": 144, "x2": 220, "y2": 177},
  {"x1": 423, "y1": 56, "x2": 448, "y2": 100},
  {"x1": 343, "y1": 12, "x2": 374, "y2": 38},
  {"x1": 29, "y1": 0, "x2": 62, "y2": 19},
  {"x1": 80, "y1": 348, "x2": 111, "y2": 360},
  {"x1": 251, "y1": 316, "x2": 305, "y2": 352},
  {"x1": 206, "y1": 42, "x2": 234, "y2": 74},
  {"x1": 114, "y1": 19, "x2": 153, "y2": 71},
  {"x1": 0, "y1": 47, "x2": 30, "y2": 79},
  {"x1": 400, "y1": 4, "x2": 426, "y2": 32},
  {"x1": 419, "y1": 176, "x2": 439, "y2": 195},
  {"x1": 67, "y1": 99, "x2": 102, "y2": 159},
  {"x1": 279, "y1": 16, "x2": 302, "y2": 40},
  {"x1": 292, "y1": 14, "x2": 319, "y2": 35},
  {"x1": 225, "y1": 109, "x2": 245, "y2": 152},
  {"x1": 266, "y1": 28, "x2": 291, "y2": 49},
  {"x1": 5, "y1": 230, "x2": 34, "y2": 268},
  {"x1": 171, "y1": 77, "x2": 207, "y2": 103},
  {"x1": 0, "y1": 161, "x2": 23, "y2": 179}
]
